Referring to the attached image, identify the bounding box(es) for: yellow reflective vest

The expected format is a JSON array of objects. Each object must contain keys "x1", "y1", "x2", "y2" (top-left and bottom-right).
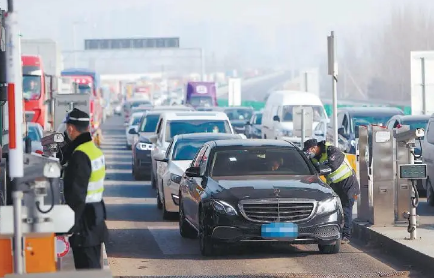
[
  {"x1": 311, "y1": 142, "x2": 352, "y2": 184},
  {"x1": 74, "y1": 141, "x2": 105, "y2": 203}
]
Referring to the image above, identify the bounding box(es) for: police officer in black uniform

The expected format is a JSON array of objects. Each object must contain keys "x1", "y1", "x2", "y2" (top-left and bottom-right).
[
  {"x1": 63, "y1": 108, "x2": 109, "y2": 269},
  {"x1": 303, "y1": 139, "x2": 360, "y2": 244}
]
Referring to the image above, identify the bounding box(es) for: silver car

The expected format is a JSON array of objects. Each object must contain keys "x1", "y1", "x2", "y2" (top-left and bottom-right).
[{"x1": 153, "y1": 133, "x2": 243, "y2": 219}]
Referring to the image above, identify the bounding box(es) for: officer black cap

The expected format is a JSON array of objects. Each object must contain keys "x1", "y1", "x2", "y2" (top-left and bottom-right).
[
  {"x1": 65, "y1": 108, "x2": 90, "y2": 128},
  {"x1": 303, "y1": 139, "x2": 318, "y2": 152}
]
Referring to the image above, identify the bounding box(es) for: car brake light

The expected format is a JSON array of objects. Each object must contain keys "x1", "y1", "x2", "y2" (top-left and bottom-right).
[{"x1": 35, "y1": 150, "x2": 43, "y2": 155}]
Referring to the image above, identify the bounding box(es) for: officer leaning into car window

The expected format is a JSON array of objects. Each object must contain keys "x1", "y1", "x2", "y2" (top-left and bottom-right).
[
  {"x1": 63, "y1": 108, "x2": 109, "y2": 269},
  {"x1": 303, "y1": 139, "x2": 360, "y2": 244}
]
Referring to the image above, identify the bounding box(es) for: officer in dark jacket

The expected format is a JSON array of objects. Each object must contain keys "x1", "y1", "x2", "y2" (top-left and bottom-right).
[
  {"x1": 303, "y1": 139, "x2": 360, "y2": 244},
  {"x1": 63, "y1": 108, "x2": 109, "y2": 269}
]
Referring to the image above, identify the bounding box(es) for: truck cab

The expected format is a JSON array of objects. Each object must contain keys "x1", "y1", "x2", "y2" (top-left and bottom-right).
[{"x1": 185, "y1": 82, "x2": 217, "y2": 108}]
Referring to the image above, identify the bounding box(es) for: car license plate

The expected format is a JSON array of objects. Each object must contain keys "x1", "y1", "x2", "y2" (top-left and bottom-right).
[{"x1": 261, "y1": 222, "x2": 298, "y2": 239}]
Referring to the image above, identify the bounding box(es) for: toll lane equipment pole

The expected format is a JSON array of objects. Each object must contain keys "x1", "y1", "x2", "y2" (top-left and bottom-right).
[
  {"x1": 327, "y1": 31, "x2": 338, "y2": 146},
  {"x1": 6, "y1": 0, "x2": 25, "y2": 273},
  {"x1": 408, "y1": 143, "x2": 417, "y2": 239},
  {"x1": 420, "y1": 57, "x2": 426, "y2": 115}
]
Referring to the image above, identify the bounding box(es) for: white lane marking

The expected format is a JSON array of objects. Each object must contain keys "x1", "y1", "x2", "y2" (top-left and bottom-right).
[{"x1": 148, "y1": 226, "x2": 198, "y2": 255}]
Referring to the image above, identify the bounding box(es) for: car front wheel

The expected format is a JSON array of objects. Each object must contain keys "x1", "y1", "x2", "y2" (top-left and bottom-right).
[
  {"x1": 199, "y1": 208, "x2": 217, "y2": 256},
  {"x1": 318, "y1": 239, "x2": 341, "y2": 254}
]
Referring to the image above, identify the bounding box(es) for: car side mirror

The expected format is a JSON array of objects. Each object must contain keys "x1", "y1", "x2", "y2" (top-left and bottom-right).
[
  {"x1": 338, "y1": 127, "x2": 345, "y2": 136},
  {"x1": 319, "y1": 166, "x2": 332, "y2": 176},
  {"x1": 154, "y1": 153, "x2": 168, "y2": 162},
  {"x1": 185, "y1": 166, "x2": 201, "y2": 177},
  {"x1": 273, "y1": 115, "x2": 280, "y2": 122},
  {"x1": 149, "y1": 134, "x2": 158, "y2": 144},
  {"x1": 128, "y1": 127, "x2": 138, "y2": 135}
]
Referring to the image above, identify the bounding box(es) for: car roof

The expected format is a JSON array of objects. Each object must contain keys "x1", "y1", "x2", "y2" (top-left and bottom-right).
[
  {"x1": 132, "y1": 112, "x2": 145, "y2": 117},
  {"x1": 151, "y1": 105, "x2": 192, "y2": 111},
  {"x1": 144, "y1": 111, "x2": 162, "y2": 116},
  {"x1": 173, "y1": 133, "x2": 241, "y2": 141},
  {"x1": 211, "y1": 139, "x2": 298, "y2": 148},
  {"x1": 393, "y1": 115, "x2": 431, "y2": 121},
  {"x1": 222, "y1": 106, "x2": 253, "y2": 110},
  {"x1": 162, "y1": 111, "x2": 229, "y2": 120},
  {"x1": 338, "y1": 107, "x2": 404, "y2": 115}
]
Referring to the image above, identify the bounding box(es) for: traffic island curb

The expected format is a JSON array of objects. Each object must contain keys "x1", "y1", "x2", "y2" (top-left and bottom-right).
[
  {"x1": 352, "y1": 221, "x2": 434, "y2": 274},
  {"x1": 102, "y1": 243, "x2": 110, "y2": 270}
]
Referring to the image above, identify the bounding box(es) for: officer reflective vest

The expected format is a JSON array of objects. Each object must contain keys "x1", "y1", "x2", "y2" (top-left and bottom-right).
[
  {"x1": 74, "y1": 141, "x2": 105, "y2": 203},
  {"x1": 311, "y1": 142, "x2": 353, "y2": 184}
]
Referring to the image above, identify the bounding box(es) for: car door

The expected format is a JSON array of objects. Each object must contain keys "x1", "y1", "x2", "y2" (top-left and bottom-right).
[
  {"x1": 184, "y1": 145, "x2": 207, "y2": 226},
  {"x1": 191, "y1": 145, "x2": 211, "y2": 226},
  {"x1": 152, "y1": 119, "x2": 164, "y2": 175},
  {"x1": 423, "y1": 121, "x2": 434, "y2": 183},
  {"x1": 158, "y1": 140, "x2": 174, "y2": 199}
]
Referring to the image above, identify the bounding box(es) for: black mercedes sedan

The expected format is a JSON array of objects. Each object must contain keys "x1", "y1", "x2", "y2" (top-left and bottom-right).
[{"x1": 178, "y1": 139, "x2": 343, "y2": 256}]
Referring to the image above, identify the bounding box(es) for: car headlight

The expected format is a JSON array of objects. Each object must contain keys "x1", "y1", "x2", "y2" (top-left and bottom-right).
[
  {"x1": 317, "y1": 197, "x2": 340, "y2": 215},
  {"x1": 170, "y1": 173, "x2": 182, "y2": 184},
  {"x1": 281, "y1": 129, "x2": 293, "y2": 137},
  {"x1": 136, "y1": 143, "x2": 154, "y2": 151},
  {"x1": 211, "y1": 200, "x2": 238, "y2": 216}
]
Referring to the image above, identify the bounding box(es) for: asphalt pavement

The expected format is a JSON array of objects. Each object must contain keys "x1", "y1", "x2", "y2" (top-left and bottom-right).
[
  {"x1": 239, "y1": 73, "x2": 292, "y2": 101},
  {"x1": 101, "y1": 115, "x2": 428, "y2": 278}
]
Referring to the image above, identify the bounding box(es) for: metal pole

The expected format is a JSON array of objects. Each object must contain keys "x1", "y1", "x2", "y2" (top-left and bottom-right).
[
  {"x1": 6, "y1": 0, "x2": 25, "y2": 273},
  {"x1": 421, "y1": 57, "x2": 426, "y2": 115},
  {"x1": 408, "y1": 143, "x2": 417, "y2": 239},
  {"x1": 72, "y1": 23, "x2": 77, "y2": 67},
  {"x1": 301, "y1": 108, "x2": 305, "y2": 147},
  {"x1": 304, "y1": 71, "x2": 308, "y2": 92},
  {"x1": 328, "y1": 31, "x2": 339, "y2": 147},
  {"x1": 200, "y1": 48, "x2": 205, "y2": 81}
]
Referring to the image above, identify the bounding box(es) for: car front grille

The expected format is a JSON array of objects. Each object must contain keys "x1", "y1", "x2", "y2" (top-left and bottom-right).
[{"x1": 238, "y1": 199, "x2": 316, "y2": 223}]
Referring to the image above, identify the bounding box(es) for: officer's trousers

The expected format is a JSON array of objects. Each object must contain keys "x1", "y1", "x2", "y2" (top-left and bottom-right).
[
  {"x1": 72, "y1": 244, "x2": 102, "y2": 269},
  {"x1": 330, "y1": 177, "x2": 356, "y2": 238}
]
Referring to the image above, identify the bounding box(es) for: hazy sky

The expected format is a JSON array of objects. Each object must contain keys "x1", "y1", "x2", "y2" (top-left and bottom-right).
[{"x1": 0, "y1": 0, "x2": 412, "y2": 71}]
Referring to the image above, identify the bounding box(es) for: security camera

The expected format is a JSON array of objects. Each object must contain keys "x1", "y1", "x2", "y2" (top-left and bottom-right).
[
  {"x1": 41, "y1": 133, "x2": 64, "y2": 147},
  {"x1": 393, "y1": 128, "x2": 424, "y2": 142}
]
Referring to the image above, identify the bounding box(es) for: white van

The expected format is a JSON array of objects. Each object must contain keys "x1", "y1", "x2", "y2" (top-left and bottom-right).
[{"x1": 262, "y1": 90, "x2": 328, "y2": 147}]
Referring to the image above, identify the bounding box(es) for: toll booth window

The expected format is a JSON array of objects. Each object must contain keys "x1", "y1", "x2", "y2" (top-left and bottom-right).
[{"x1": 22, "y1": 75, "x2": 41, "y2": 100}]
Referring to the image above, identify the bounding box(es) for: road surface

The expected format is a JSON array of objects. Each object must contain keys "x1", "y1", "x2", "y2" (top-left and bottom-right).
[
  {"x1": 102, "y1": 115, "x2": 428, "y2": 277},
  {"x1": 240, "y1": 73, "x2": 292, "y2": 101}
]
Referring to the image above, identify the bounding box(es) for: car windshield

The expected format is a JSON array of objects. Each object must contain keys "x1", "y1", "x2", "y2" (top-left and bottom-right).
[
  {"x1": 254, "y1": 113, "x2": 262, "y2": 124},
  {"x1": 27, "y1": 126, "x2": 41, "y2": 141},
  {"x1": 130, "y1": 114, "x2": 143, "y2": 126},
  {"x1": 172, "y1": 140, "x2": 209, "y2": 160},
  {"x1": 402, "y1": 120, "x2": 428, "y2": 130},
  {"x1": 166, "y1": 120, "x2": 231, "y2": 142},
  {"x1": 225, "y1": 109, "x2": 253, "y2": 121},
  {"x1": 210, "y1": 147, "x2": 312, "y2": 177},
  {"x1": 131, "y1": 101, "x2": 151, "y2": 108},
  {"x1": 190, "y1": 96, "x2": 213, "y2": 106},
  {"x1": 281, "y1": 105, "x2": 326, "y2": 122},
  {"x1": 139, "y1": 114, "x2": 160, "y2": 132},
  {"x1": 22, "y1": 75, "x2": 41, "y2": 100},
  {"x1": 352, "y1": 115, "x2": 396, "y2": 131}
]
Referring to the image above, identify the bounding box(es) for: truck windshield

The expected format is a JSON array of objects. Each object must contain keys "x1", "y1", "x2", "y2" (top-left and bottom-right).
[
  {"x1": 78, "y1": 84, "x2": 92, "y2": 94},
  {"x1": 23, "y1": 75, "x2": 42, "y2": 100},
  {"x1": 224, "y1": 109, "x2": 253, "y2": 121},
  {"x1": 190, "y1": 96, "x2": 213, "y2": 106},
  {"x1": 402, "y1": 120, "x2": 428, "y2": 130},
  {"x1": 281, "y1": 105, "x2": 326, "y2": 122}
]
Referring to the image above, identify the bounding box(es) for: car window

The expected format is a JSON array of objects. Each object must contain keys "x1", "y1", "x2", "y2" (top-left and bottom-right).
[
  {"x1": 139, "y1": 114, "x2": 160, "y2": 132},
  {"x1": 427, "y1": 122, "x2": 434, "y2": 144},
  {"x1": 131, "y1": 115, "x2": 142, "y2": 126},
  {"x1": 166, "y1": 141, "x2": 174, "y2": 158},
  {"x1": 173, "y1": 140, "x2": 207, "y2": 161},
  {"x1": 27, "y1": 127, "x2": 41, "y2": 141},
  {"x1": 281, "y1": 105, "x2": 326, "y2": 122},
  {"x1": 402, "y1": 119, "x2": 429, "y2": 130},
  {"x1": 210, "y1": 147, "x2": 313, "y2": 177},
  {"x1": 255, "y1": 114, "x2": 262, "y2": 125},
  {"x1": 224, "y1": 109, "x2": 253, "y2": 121},
  {"x1": 199, "y1": 146, "x2": 209, "y2": 175},
  {"x1": 165, "y1": 120, "x2": 231, "y2": 142},
  {"x1": 192, "y1": 146, "x2": 207, "y2": 167},
  {"x1": 156, "y1": 119, "x2": 163, "y2": 134}
]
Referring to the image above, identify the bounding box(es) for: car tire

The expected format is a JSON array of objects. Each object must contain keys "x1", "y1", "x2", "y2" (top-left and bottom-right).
[
  {"x1": 426, "y1": 177, "x2": 434, "y2": 206},
  {"x1": 318, "y1": 239, "x2": 341, "y2": 254},
  {"x1": 199, "y1": 208, "x2": 217, "y2": 256},
  {"x1": 179, "y1": 198, "x2": 197, "y2": 239},
  {"x1": 156, "y1": 190, "x2": 163, "y2": 210}
]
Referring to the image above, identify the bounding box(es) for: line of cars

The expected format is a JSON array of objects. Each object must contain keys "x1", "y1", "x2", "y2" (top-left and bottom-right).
[{"x1": 116, "y1": 100, "x2": 347, "y2": 257}]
